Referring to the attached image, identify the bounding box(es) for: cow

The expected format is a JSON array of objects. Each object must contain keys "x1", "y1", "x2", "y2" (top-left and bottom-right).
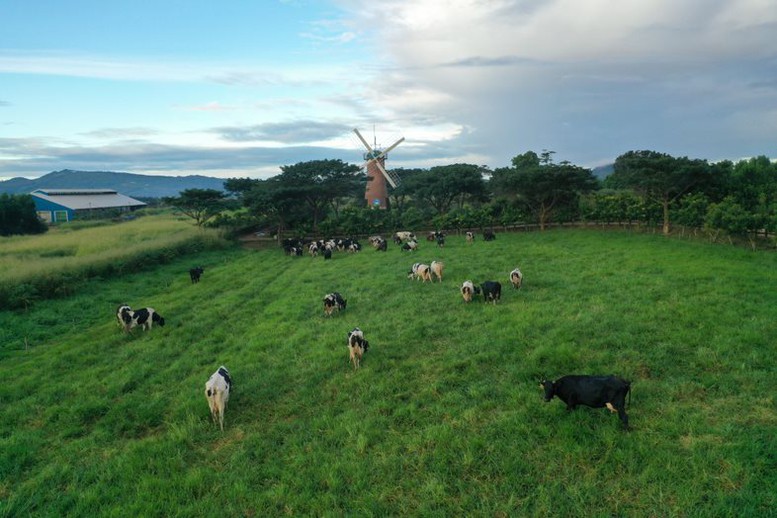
[
  {"x1": 480, "y1": 281, "x2": 501, "y2": 304},
  {"x1": 483, "y1": 229, "x2": 496, "y2": 241},
  {"x1": 401, "y1": 240, "x2": 419, "y2": 251},
  {"x1": 460, "y1": 280, "x2": 480, "y2": 302},
  {"x1": 540, "y1": 375, "x2": 632, "y2": 430},
  {"x1": 430, "y1": 260, "x2": 444, "y2": 282},
  {"x1": 466, "y1": 231, "x2": 475, "y2": 244},
  {"x1": 205, "y1": 366, "x2": 232, "y2": 431},
  {"x1": 426, "y1": 230, "x2": 445, "y2": 242},
  {"x1": 189, "y1": 266, "x2": 204, "y2": 284},
  {"x1": 346, "y1": 327, "x2": 370, "y2": 370},
  {"x1": 408, "y1": 263, "x2": 431, "y2": 282},
  {"x1": 309, "y1": 242, "x2": 319, "y2": 257},
  {"x1": 509, "y1": 267, "x2": 523, "y2": 289},
  {"x1": 376, "y1": 239, "x2": 388, "y2": 252},
  {"x1": 128, "y1": 307, "x2": 165, "y2": 331},
  {"x1": 323, "y1": 292, "x2": 347, "y2": 316},
  {"x1": 323, "y1": 247, "x2": 333, "y2": 260},
  {"x1": 436, "y1": 235, "x2": 445, "y2": 248},
  {"x1": 116, "y1": 304, "x2": 133, "y2": 332},
  {"x1": 394, "y1": 231, "x2": 416, "y2": 244}
]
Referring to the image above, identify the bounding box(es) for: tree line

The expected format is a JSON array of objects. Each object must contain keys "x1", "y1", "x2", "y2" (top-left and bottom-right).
[
  {"x1": 5, "y1": 149, "x2": 775, "y2": 249},
  {"x1": 168, "y1": 150, "x2": 774, "y2": 248}
]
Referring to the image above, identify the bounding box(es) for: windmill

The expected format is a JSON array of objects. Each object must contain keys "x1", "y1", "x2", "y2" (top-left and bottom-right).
[{"x1": 353, "y1": 127, "x2": 404, "y2": 209}]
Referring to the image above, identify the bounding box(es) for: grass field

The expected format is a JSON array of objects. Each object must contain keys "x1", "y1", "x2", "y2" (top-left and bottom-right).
[
  {"x1": 0, "y1": 229, "x2": 775, "y2": 516},
  {"x1": 0, "y1": 213, "x2": 225, "y2": 309}
]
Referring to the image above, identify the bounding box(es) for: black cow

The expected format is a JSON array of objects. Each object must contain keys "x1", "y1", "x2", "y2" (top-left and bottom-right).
[
  {"x1": 323, "y1": 247, "x2": 333, "y2": 260},
  {"x1": 189, "y1": 266, "x2": 204, "y2": 283},
  {"x1": 480, "y1": 281, "x2": 501, "y2": 304},
  {"x1": 483, "y1": 229, "x2": 496, "y2": 241},
  {"x1": 541, "y1": 375, "x2": 632, "y2": 430},
  {"x1": 323, "y1": 292, "x2": 347, "y2": 316}
]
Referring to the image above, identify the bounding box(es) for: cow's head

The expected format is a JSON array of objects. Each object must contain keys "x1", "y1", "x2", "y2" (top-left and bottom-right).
[{"x1": 540, "y1": 380, "x2": 555, "y2": 402}]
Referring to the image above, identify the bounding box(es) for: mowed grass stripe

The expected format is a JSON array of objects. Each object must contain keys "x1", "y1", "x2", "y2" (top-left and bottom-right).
[{"x1": 0, "y1": 229, "x2": 775, "y2": 515}]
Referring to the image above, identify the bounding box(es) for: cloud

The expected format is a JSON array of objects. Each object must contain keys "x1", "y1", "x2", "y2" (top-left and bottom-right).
[
  {"x1": 215, "y1": 120, "x2": 354, "y2": 144},
  {"x1": 80, "y1": 127, "x2": 158, "y2": 139},
  {"x1": 0, "y1": 100, "x2": 10, "y2": 107}
]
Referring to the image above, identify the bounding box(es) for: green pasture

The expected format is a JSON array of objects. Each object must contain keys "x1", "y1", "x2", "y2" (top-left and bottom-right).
[{"x1": 0, "y1": 229, "x2": 775, "y2": 516}]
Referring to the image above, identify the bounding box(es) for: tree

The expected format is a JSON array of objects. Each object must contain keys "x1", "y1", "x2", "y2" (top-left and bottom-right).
[
  {"x1": 492, "y1": 151, "x2": 598, "y2": 230},
  {"x1": 163, "y1": 189, "x2": 228, "y2": 226},
  {"x1": 276, "y1": 159, "x2": 363, "y2": 232},
  {"x1": 607, "y1": 150, "x2": 711, "y2": 235},
  {"x1": 0, "y1": 193, "x2": 48, "y2": 236},
  {"x1": 410, "y1": 164, "x2": 488, "y2": 216}
]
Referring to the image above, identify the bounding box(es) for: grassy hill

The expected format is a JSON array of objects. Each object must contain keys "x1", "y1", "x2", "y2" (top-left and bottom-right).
[{"x1": 0, "y1": 230, "x2": 775, "y2": 515}]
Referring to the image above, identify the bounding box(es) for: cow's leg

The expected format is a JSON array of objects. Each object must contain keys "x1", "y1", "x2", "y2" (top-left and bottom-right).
[
  {"x1": 605, "y1": 402, "x2": 617, "y2": 413},
  {"x1": 617, "y1": 405, "x2": 629, "y2": 430}
]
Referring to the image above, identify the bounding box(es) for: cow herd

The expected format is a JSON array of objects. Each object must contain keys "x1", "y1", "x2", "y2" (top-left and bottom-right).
[{"x1": 114, "y1": 229, "x2": 633, "y2": 432}]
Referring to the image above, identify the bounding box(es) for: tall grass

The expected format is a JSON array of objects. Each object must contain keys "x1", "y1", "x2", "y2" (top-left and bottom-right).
[
  {"x1": 0, "y1": 229, "x2": 774, "y2": 515},
  {"x1": 0, "y1": 214, "x2": 227, "y2": 309}
]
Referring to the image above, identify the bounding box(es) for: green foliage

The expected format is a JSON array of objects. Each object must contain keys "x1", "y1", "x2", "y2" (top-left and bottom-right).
[
  {"x1": 0, "y1": 193, "x2": 48, "y2": 236},
  {"x1": 492, "y1": 151, "x2": 598, "y2": 229},
  {"x1": 163, "y1": 189, "x2": 229, "y2": 227},
  {"x1": 0, "y1": 231, "x2": 774, "y2": 515}
]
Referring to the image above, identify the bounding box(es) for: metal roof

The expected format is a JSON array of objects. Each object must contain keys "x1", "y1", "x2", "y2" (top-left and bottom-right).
[{"x1": 31, "y1": 189, "x2": 146, "y2": 210}]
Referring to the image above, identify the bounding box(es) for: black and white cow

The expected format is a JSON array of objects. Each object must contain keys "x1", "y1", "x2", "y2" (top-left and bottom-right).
[
  {"x1": 394, "y1": 231, "x2": 416, "y2": 244},
  {"x1": 346, "y1": 327, "x2": 370, "y2": 370},
  {"x1": 116, "y1": 304, "x2": 133, "y2": 332},
  {"x1": 323, "y1": 292, "x2": 347, "y2": 316},
  {"x1": 540, "y1": 375, "x2": 632, "y2": 430},
  {"x1": 205, "y1": 365, "x2": 232, "y2": 431},
  {"x1": 480, "y1": 281, "x2": 501, "y2": 304},
  {"x1": 509, "y1": 267, "x2": 523, "y2": 289},
  {"x1": 401, "y1": 240, "x2": 419, "y2": 251},
  {"x1": 189, "y1": 266, "x2": 204, "y2": 284},
  {"x1": 128, "y1": 307, "x2": 165, "y2": 331},
  {"x1": 460, "y1": 280, "x2": 480, "y2": 302},
  {"x1": 376, "y1": 239, "x2": 388, "y2": 252},
  {"x1": 466, "y1": 231, "x2": 475, "y2": 244}
]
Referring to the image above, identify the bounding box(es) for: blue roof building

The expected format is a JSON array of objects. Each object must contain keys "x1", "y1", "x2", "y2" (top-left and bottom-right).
[{"x1": 31, "y1": 189, "x2": 146, "y2": 223}]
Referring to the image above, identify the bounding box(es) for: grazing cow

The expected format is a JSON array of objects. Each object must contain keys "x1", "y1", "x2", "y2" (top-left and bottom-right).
[
  {"x1": 430, "y1": 260, "x2": 444, "y2": 282},
  {"x1": 376, "y1": 239, "x2": 388, "y2": 252},
  {"x1": 323, "y1": 292, "x2": 347, "y2": 316},
  {"x1": 466, "y1": 231, "x2": 475, "y2": 244},
  {"x1": 394, "y1": 231, "x2": 416, "y2": 243},
  {"x1": 427, "y1": 230, "x2": 445, "y2": 242},
  {"x1": 540, "y1": 375, "x2": 632, "y2": 430},
  {"x1": 408, "y1": 263, "x2": 431, "y2": 282},
  {"x1": 460, "y1": 280, "x2": 480, "y2": 302},
  {"x1": 346, "y1": 327, "x2": 370, "y2": 370},
  {"x1": 205, "y1": 366, "x2": 232, "y2": 431},
  {"x1": 480, "y1": 281, "x2": 501, "y2": 304},
  {"x1": 189, "y1": 266, "x2": 204, "y2": 284},
  {"x1": 401, "y1": 240, "x2": 419, "y2": 251},
  {"x1": 510, "y1": 267, "x2": 523, "y2": 289},
  {"x1": 323, "y1": 247, "x2": 333, "y2": 260},
  {"x1": 483, "y1": 229, "x2": 496, "y2": 241},
  {"x1": 128, "y1": 307, "x2": 165, "y2": 330},
  {"x1": 116, "y1": 304, "x2": 133, "y2": 332}
]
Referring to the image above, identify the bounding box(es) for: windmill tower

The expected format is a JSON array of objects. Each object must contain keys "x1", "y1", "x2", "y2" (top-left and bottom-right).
[{"x1": 353, "y1": 128, "x2": 404, "y2": 209}]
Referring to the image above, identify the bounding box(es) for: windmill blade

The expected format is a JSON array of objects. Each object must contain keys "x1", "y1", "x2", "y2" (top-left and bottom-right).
[
  {"x1": 353, "y1": 128, "x2": 373, "y2": 153},
  {"x1": 375, "y1": 137, "x2": 405, "y2": 159}
]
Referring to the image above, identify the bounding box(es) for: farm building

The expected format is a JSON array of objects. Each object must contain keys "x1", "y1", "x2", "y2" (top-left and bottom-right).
[{"x1": 31, "y1": 189, "x2": 146, "y2": 223}]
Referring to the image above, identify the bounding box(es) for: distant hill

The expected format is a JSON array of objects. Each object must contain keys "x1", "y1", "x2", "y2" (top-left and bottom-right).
[
  {"x1": 592, "y1": 163, "x2": 614, "y2": 179},
  {"x1": 0, "y1": 170, "x2": 226, "y2": 198}
]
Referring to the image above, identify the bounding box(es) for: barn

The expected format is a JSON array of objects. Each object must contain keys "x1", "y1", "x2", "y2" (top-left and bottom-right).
[{"x1": 31, "y1": 189, "x2": 146, "y2": 223}]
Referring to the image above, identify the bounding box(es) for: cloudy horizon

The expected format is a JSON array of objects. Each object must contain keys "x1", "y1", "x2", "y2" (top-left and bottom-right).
[{"x1": 1, "y1": 0, "x2": 775, "y2": 181}]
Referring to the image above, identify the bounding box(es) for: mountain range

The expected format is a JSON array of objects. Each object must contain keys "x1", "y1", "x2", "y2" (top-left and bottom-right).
[{"x1": 0, "y1": 170, "x2": 226, "y2": 198}]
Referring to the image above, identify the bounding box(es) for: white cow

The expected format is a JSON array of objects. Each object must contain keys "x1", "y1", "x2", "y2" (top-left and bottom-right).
[{"x1": 205, "y1": 366, "x2": 232, "y2": 431}]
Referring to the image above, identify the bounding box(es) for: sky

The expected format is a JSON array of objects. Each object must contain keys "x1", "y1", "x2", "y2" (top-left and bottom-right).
[{"x1": 1, "y1": 0, "x2": 776, "y2": 181}]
